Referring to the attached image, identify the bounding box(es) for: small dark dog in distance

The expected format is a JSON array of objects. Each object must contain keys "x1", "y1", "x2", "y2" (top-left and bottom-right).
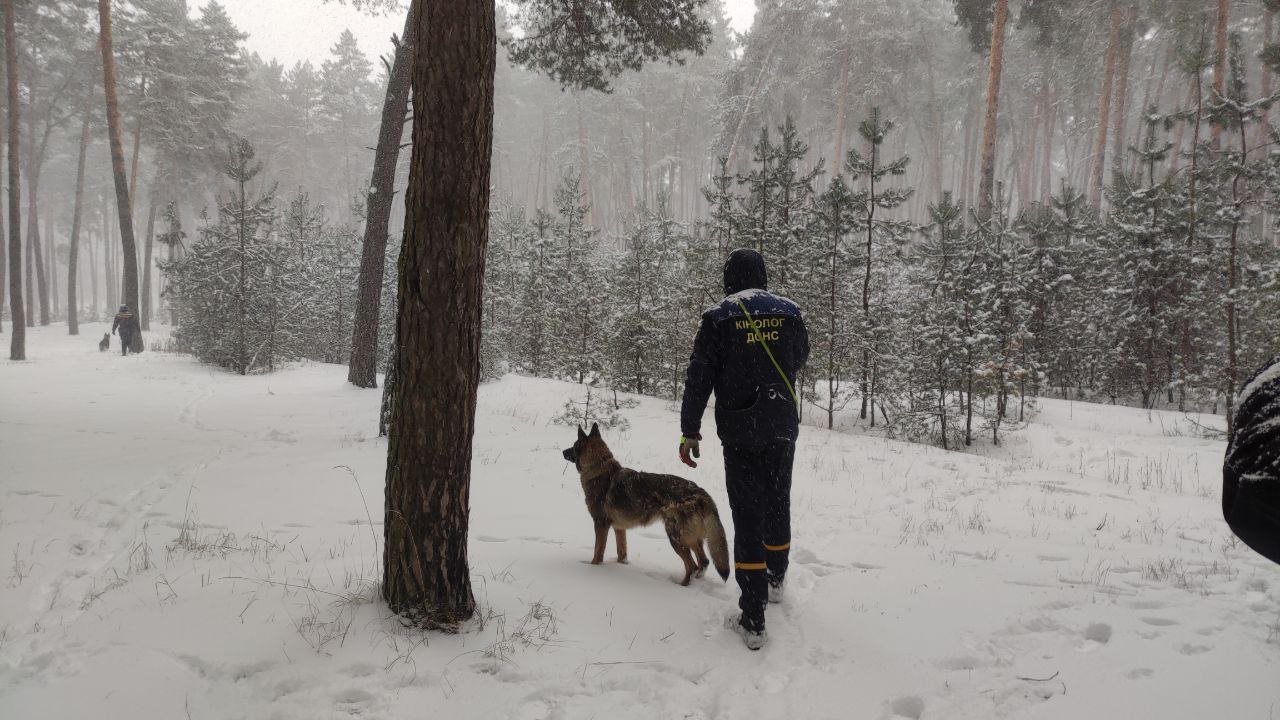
[
  {"x1": 563, "y1": 423, "x2": 730, "y2": 585},
  {"x1": 99, "y1": 333, "x2": 110, "y2": 352}
]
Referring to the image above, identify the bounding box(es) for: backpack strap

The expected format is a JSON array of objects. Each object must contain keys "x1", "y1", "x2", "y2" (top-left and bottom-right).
[{"x1": 733, "y1": 298, "x2": 800, "y2": 413}]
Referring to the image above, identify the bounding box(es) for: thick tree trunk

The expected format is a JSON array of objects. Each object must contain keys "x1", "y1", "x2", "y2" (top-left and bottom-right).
[
  {"x1": 1211, "y1": 0, "x2": 1228, "y2": 151},
  {"x1": 1, "y1": 64, "x2": 4, "y2": 336},
  {"x1": 48, "y1": 206, "x2": 58, "y2": 318},
  {"x1": 924, "y1": 50, "x2": 944, "y2": 201},
  {"x1": 349, "y1": 4, "x2": 417, "y2": 388},
  {"x1": 24, "y1": 218, "x2": 32, "y2": 326},
  {"x1": 67, "y1": 85, "x2": 91, "y2": 335},
  {"x1": 98, "y1": 0, "x2": 142, "y2": 350},
  {"x1": 26, "y1": 113, "x2": 49, "y2": 325},
  {"x1": 832, "y1": 52, "x2": 851, "y2": 180},
  {"x1": 977, "y1": 0, "x2": 1009, "y2": 220},
  {"x1": 1260, "y1": 8, "x2": 1275, "y2": 147},
  {"x1": 1040, "y1": 79, "x2": 1056, "y2": 200},
  {"x1": 382, "y1": 0, "x2": 492, "y2": 628},
  {"x1": 140, "y1": 180, "x2": 157, "y2": 330},
  {"x1": 128, "y1": 76, "x2": 145, "y2": 215},
  {"x1": 5, "y1": 0, "x2": 22, "y2": 358},
  {"x1": 1109, "y1": 4, "x2": 1137, "y2": 181},
  {"x1": 1089, "y1": 2, "x2": 1122, "y2": 207}
]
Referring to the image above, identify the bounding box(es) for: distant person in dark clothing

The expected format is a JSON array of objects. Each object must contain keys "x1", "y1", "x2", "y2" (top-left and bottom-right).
[
  {"x1": 112, "y1": 304, "x2": 139, "y2": 356},
  {"x1": 1224, "y1": 355, "x2": 1280, "y2": 566},
  {"x1": 679, "y1": 248, "x2": 809, "y2": 650}
]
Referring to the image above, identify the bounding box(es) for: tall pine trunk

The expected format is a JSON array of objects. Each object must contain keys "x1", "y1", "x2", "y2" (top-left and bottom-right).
[
  {"x1": 1105, "y1": 5, "x2": 1136, "y2": 180},
  {"x1": 383, "y1": 0, "x2": 493, "y2": 628},
  {"x1": 349, "y1": 3, "x2": 417, "y2": 388},
  {"x1": 98, "y1": 0, "x2": 142, "y2": 350},
  {"x1": 1211, "y1": 0, "x2": 1229, "y2": 151},
  {"x1": 977, "y1": 0, "x2": 1009, "y2": 220},
  {"x1": 67, "y1": 85, "x2": 91, "y2": 335},
  {"x1": 5, "y1": 0, "x2": 23, "y2": 359},
  {"x1": 1089, "y1": 2, "x2": 1122, "y2": 207},
  {"x1": 832, "y1": 51, "x2": 851, "y2": 183},
  {"x1": 26, "y1": 110, "x2": 49, "y2": 325},
  {"x1": 140, "y1": 179, "x2": 157, "y2": 330},
  {"x1": 1109, "y1": 4, "x2": 1137, "y2": 181}
]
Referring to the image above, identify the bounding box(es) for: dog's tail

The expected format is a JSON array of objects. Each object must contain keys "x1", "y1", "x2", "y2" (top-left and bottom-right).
[{"x1": 705, "y1": 507, "x2": 730, "y2": 581}]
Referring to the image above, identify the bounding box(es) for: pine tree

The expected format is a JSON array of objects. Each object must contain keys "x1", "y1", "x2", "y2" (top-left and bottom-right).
[
  {"x1": 903, "y1": 192, "x2": 971, "y2": 448},
  {"x1": 846, "y1": 107, "x2": 913, "y2": 426},
  {"x1": 162, "y1": 139, "x2": 282, "y2": 374},
  {"x1": 549, "y1": 171, "x2": 606, "y2": 385},
  {"x1": 806, "y1": 175, "x2": 858, "y2": 430}
]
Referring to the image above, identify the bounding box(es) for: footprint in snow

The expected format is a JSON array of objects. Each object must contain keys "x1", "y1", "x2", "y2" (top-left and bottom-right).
[
  {"x1": 342, "y1": 662, "x2": 379, "y2": 678},
  {"x1": 1178, "y1": 643, "x2": 1212, "y2": 656},
  {"x1": 937, "y1": 656, "x2": 984, "y2": 671},
  {"x1": 1126, "y1": 668, "x2": 1155, "y2": 680},
  {"x1": 1077, "y1": 622, "x2": 1112, "y2": 653},
  {"x1": 333, "y1": 688, "x2": 374, "y2": 708},
  {"x1": 1140, "y1": 617, "x2": 1178, "y2": 627},
  {"x1": 889, "y1": 695, "x2": 925, "y2": 720}
]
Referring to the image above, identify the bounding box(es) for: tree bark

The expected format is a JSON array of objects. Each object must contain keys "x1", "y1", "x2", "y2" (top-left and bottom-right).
[
  {"x1": 1040, "y1": 78, "x2": 1056, "y2": 200},
  {"x1": 5, "y1": 0, "x2": 23, "y2": 359},
  {"x1": 382, "y1": 0, "x2": 492, "y2": 628},
  {"x1": 98, "y1": 0, "x2": 142, "y2": 350},
  {"x1": 1109, "y1": 3, "x2": 1137, "y2": 181},
  {"x1": 26, "y1": 104, "x2": 49, "y2": 325},
  {"x1": 68, "y1": 82, "x2": 91, "y2": 335},
  {"x1": 128, "y1": 75, "x2": 145, "y2": 215},
  {"x1": 1210, "y1": 0, "x2": 1229, "y2": 151},
  {"x1": 1089, "y1": 2, "x2": 1122, "y2": 207},
  {"x1": 349, "y1": 3, "x2": 417, "y2": 388},
  {"x1": 140, "y1": 179, "x2": 157, "y2": 330},
  {"x1": 1260, "y1": 7, "x2": 1275, "y2": 147},
  {"x1": 977, "y1": 0, "x2": 1009, "y2": 220}
]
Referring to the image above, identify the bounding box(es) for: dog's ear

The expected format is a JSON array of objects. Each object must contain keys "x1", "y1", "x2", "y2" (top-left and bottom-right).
[
  {"x1": 589, "y1": 422, "x2": 600, "y2": 438},
  {"x1": 577, "y1": 426, "x2": 586, "y2": 441}
]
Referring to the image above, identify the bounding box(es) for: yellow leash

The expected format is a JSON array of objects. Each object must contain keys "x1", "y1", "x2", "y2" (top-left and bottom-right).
[{"x1": 733, "y1": 299, "x2": 800, "y2": 413}]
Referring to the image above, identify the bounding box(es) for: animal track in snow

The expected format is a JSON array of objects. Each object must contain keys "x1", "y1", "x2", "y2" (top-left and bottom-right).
[
  {"x1": 938, "y1": 655, "x2": 984, "y2": 671},
  {"x1": 1083, "y1": 623, "x2": 1112, "y2": 644},
  {"x1": 1126, "y1": 668, "x2": 1155, "y2": 679},
  {"x1": 889, "y1": 695, "x2": 925, "y2": 719},
  {"x1": 1178, "y1": 643, "x2": 1212, "y2": 656},
  {"x1": 333, "y1": 688, "x2": 375, "y2": 707}
]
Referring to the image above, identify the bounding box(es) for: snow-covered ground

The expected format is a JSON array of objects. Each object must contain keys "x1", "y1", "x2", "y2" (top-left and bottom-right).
[{"x1": 2, "y1": 323, "x2": 1278, "y2": 720}]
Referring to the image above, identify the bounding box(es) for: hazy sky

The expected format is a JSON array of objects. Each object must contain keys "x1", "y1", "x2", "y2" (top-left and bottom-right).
[{"x1": 201, "y1": 1, "x2": 758, "y2": 71}]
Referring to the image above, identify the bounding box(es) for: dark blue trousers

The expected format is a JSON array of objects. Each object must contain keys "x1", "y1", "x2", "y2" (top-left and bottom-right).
[{"x1": 724, "y1": 441, "x2": 794, "y2": 630}]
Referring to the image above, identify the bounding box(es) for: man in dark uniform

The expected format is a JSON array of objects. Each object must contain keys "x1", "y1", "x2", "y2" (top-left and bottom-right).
[
  {"x1": 1223, "y1": 354, "x2": 1280, "y2": 566},
  {"x1": 112, "y1": 304, "x2": 139, "y2": 356},
  {"x1": 678, "y1": 248, "x2": 809, "y2": 650}
]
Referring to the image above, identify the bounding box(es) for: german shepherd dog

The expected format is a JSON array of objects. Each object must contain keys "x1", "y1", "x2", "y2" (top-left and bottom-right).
[
  {"x1": 563, "y1": 423, "x2": 730, "y2": 585},
  {"x1": 99, "y1": 333, "x2": 110, "y2": 352}
]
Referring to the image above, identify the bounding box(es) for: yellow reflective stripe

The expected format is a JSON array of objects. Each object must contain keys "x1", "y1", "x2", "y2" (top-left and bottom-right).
[
  {"x1": 735, "y1": 562, "x2": 767, "y2": 571},
  {"x1": 763, "y1": 542, "x2": 790, "y2": 551}
]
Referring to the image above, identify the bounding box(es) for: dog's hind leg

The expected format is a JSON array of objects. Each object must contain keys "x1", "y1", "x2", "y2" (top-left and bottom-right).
[{"x1": 692, "y1": 541, "x2": 710, "y2": 578}]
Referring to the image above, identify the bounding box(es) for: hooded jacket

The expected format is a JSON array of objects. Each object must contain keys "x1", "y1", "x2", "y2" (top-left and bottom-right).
[
  {"x1": 112, "y1": 306, "x2": 138, "y2": 337},
  {"x1": 680, "y1": 249, "x2": 810, "y2": 445},
  {"x1": 1223, "y1": 355, "x2": 1280, "y2": 565}
]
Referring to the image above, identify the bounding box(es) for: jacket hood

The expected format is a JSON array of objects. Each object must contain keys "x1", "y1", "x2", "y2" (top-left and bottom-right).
[{"x1": 723, "y1": 248, "x2": 768, "y2": 296}]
